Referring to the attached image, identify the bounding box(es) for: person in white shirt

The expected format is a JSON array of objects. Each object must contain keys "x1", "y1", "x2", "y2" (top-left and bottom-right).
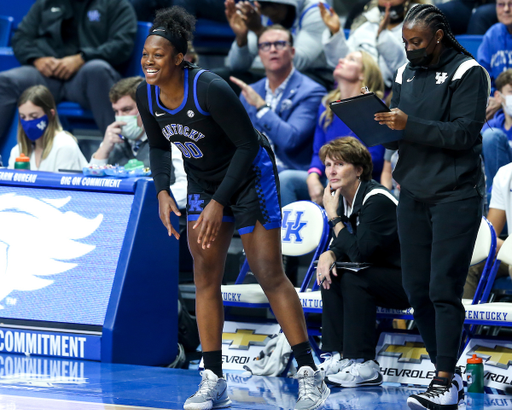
[
  {"x1": 464, "y1": 162, "x2": 512, "y2": 298},
  {"x1": 8, "y1": 85, "x2": 87, "y2": 172},
  {"x1": 90, "y1": 77, "x2": 187, "y2": 209}
]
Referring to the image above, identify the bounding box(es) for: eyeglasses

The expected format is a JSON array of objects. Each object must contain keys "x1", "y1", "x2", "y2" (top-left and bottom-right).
[
  {"x1": 497, "y1": 1, "x2": 512, "y2": 8},
  {"x1": 257, "y1": 40, "x2": 289, "y2": 52}
]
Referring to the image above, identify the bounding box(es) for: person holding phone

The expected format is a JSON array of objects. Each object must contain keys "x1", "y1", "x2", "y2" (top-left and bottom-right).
[
  {"x1": 374, "y1": 5, "x2": 490, "y2": 409},
  {"x1": 136, "y1": 7, "x2": 329, "y2": 410}
]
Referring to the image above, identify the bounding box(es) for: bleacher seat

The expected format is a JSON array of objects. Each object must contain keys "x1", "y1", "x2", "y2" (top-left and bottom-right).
[
  {"x1": 0, "y1": 16, "x2": 14, "y2": 47},
  {"x1": 455, "y1": 34, "x2": 484, "y2": 58},
  {"x1": 194, "y1": 19, "x2": 235, "y2": 55}
]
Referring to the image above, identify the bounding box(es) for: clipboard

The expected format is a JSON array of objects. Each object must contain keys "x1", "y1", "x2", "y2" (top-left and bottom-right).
[{"x1": 329, "y1": 93, "x2": 402, "y2": 147}]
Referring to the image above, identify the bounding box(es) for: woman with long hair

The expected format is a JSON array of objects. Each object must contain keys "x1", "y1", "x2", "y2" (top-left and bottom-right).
[
  {"x1": 374, "y1": 5, "x2": 490, "y2": 409},
  {"x1": 280, "y1": 49, "x2": 385, "y2": 206},
  {"x1": 8, "y1": 85, "x2": 87, "y2": 171}
]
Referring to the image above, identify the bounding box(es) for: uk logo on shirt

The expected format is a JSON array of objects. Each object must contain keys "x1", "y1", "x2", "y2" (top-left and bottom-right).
[
  {"x1": 87, "y1": 10, "x2": 101, "y2": 22},
  {"x1": 435, "y1": 72, "x2": 448, "y2": 84}
]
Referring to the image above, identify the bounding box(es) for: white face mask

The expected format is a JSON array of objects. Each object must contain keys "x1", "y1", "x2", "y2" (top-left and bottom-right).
[
  {"x1": 500, "y1": 93, "x2": 512, "y2": 117},
  {"x1": 116, "y1": 115, "x2": 144, "y2": 140}
]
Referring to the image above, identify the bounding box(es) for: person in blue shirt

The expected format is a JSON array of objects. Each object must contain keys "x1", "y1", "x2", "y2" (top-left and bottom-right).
[
  {"x1": 478, "y1": 0, "x2": 512, "y2": 119},
  {"x1": 230, "y1": 25, "x2": 326, "y2": 174},
  {"x1": 280, "y1": 50, "x2": 385, "y2": 206},
  {"x1": 482, "y1": 69, "x2": 512, "y2": 200}
]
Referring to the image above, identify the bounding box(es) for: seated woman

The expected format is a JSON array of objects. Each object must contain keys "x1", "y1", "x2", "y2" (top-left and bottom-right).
[
  {"x1": 8, "y1": 85, "x2": 88, "y2": 171},
  {"x1": 280, "y1": 50, "x2": 385, "y2": 206},
  {"x1": 315, "y1": 137, "x2": 410, "y2": 387}
]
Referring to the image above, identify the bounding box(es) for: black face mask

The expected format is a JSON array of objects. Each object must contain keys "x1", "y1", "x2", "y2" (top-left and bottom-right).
[
  {"x1": 378, "y1": 4, "x2": 405, "y2": 23},
  {"x1": 406, "y1": 35, "x2": 436, "y2": 67}
]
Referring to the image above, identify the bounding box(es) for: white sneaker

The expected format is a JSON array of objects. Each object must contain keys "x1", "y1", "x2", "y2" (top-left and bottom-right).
[
  {"x1": 183, "y1": 369, "x2": 231, "y2": 410},
  {"x1": 407, "y1": 376, "x2": 459, "y2": 410},
  {"x1": 318, "y1": 353, "x2": 353, "y2": 376},
  {"x1": 295, "y1": 366, "x2": 330, "y2": 410},
  {"x1": 453, "y1": 368, "x2": 465, "y2": 405},
  {"x1": 326, "y1": 359, "x2": 383, "y2": 388}
]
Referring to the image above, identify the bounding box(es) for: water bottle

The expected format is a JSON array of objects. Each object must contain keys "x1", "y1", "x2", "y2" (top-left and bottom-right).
[
  {"x1": 14, "y1": 153, "x2": 30, "y2": 170},
  {"x1": 467, "y1": 354, "x2": 484, "y2": 393}
]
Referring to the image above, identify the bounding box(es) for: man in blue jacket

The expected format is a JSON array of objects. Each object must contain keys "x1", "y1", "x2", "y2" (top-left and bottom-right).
[
  {"x1": 230, "y1": 25, "x2": 326, "y2": 173},
  {"x1": 478, "y1": 0, "x2": 512, "y2": 119},
  {"x1": 0, "y1": 0, "x2": 137, "y2": 142}
]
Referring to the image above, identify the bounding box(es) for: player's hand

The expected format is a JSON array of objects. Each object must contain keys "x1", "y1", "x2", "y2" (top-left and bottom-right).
[
  {"x1": 307, "y1": 173, "x2": 324, "y2": 205},
  {"x1": 323, "y1": 183, "x2": 341, "y2": 220},
  {"x1": 33, "y1": 57, "x2": 58, "y2": 77},
  {"x1": 230, "y1": 76, "x2": 266, "y2": 108},
  {"x1": 319, "y1": 2, "x2": 340, "y2": 35},
  {"x1": 377, "y1": 2, "x2": 391, "y2": 38},
  {"x1": 193, "y1": 199, "x2": 224, "y2": 249},
  {"x1": 158, "y1": 190, "x2": 181, "y2": 240},
  {"x1": 374, "y1": 108, "x2": 408, "y2": 130},
  {"x1": 225, "y1": 0, "x2": 249, "y2": 46},
  {"x1": 53, "y1": 54, "x2": 84, "y2": 80},
  {"x1": 316, "y1": 250, "x2": 337, "y2": 290}
]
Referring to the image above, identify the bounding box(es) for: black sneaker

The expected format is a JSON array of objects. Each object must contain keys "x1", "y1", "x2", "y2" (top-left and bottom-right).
[
  {"x1": 453, "y1": 367, "x2": 464, "y2": 405},
  {"x1": 407, "y1": 376, "x2": 458, "y2": 410}
]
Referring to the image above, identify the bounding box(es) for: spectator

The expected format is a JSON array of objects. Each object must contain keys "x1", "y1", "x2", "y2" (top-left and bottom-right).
[
  {"x1": 224, "y1": 0, "x2": 331, "y2": 89},
  {"x1": 315, "y1": 137, "x2": 409, "y2": 387},
  {"x1": 478, "y1": 0, "x2": 512, "y2": 119},
  {"x1": 464, "y1": 162, "x2": 512, "y2": 299},
  {"x1": 0, "y1": 0, "x2": 137, "y2": 142},
  {"x1": 129, "y1": 0, "x2": 227, "y2": 24},
  {"x1": 481, "y1": 69, "x2": 512, "y2": 200},
  {"x1": 90, "y1": 77, "x2": 187, "y2": 210},
  {"x1": 230, "y1": 25, "x2": 326, "y2": 174},
  {"x1": 437, "y1": 0, "x2": 497, "y2": 35},
  {"x1": 8, "y1": 85, "x2": 87, "y2": 171},
  {"x1": 280, "y1": 50, "x2": 385, "y2": 206},
  {"x1": 319, "y1": 0, "x2": 418, "y2": 88}
]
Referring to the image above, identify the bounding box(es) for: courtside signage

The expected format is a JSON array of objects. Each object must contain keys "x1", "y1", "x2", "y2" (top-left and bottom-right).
[
  {"x1": 457, "y1": 338, "x2": 512, "y2": 391},
  {"x1": 200, "y1": 321, "x2": 281, "y2": 371},
  {"x1": 376, "y1": 332, "x2": 435, "y2": 386}
]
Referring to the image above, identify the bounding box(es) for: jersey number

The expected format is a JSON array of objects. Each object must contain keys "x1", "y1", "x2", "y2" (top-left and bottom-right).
[{"x1": 174, "y1": 142, "x2": 203, "y2": 159}]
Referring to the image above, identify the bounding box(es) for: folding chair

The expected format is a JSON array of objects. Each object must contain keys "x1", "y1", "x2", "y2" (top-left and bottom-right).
[
  {"x1": 221, "y1": 200, "x2": 330, "y2": 309},
  {"x1": 464, "y1": 235, "x2": 512, "y2": 329}
]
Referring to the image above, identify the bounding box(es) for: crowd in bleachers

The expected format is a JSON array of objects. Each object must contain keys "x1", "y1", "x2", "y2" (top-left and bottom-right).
[{"x1": 1, "y1": 0, "x2": 512, "y2": 404}]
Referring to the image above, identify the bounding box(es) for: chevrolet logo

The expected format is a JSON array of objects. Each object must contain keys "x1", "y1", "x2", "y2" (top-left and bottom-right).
[
  {"x1": 469, "y1": 345, "x2": 512, "y2": 369},
  {"x1": 222, "y1": 329, "x2": 270, "y2": 350},
  {"x1": 378, "y1": 342, "x2": 429, "y2": 364}
]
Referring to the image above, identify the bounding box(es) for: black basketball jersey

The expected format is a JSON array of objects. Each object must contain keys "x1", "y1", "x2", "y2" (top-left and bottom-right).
[{"x1": 136, "y1": 63, "x2": 267, "y2": 206}]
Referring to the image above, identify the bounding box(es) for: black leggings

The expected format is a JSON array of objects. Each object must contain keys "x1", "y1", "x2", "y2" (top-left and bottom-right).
[
  {"x1": 321, "y1": 265, "x2": 409, "y2": 360},
  {"x1": 397, "y1": 192, "x2": 482, "y2": 373}
]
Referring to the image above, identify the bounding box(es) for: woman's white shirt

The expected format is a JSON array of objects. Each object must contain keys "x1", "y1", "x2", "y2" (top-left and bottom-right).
[{"x1": 8, "y1": 131, "x2": 88, "y2": 172}]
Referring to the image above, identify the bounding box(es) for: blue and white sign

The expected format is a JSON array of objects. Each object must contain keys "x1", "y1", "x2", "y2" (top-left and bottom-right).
[{"x1": 0, "y1": 187, "x2": 134, "y2": 326}]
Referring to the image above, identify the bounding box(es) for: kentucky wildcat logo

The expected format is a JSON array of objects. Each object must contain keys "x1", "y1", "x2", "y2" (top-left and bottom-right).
[{"x1": 0, "y1": 193, "x2": 102, "y2": 309}]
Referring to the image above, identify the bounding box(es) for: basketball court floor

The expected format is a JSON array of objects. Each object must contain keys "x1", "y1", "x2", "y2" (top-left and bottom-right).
[{"x1": 0, "y1": 352, "x2": 508, "y2": 410}]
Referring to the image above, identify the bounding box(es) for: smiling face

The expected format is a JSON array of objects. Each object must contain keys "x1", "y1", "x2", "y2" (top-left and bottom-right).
[
  {"x1": 333, "y1": 51, "x2": 364, "y2": 84},
  {"x1": 258, "y1": 29, "x2": 294, "y2": 74},
  {"x1": 497, "y1": 1, "x2": 512, "y2": 27},
  {"x1": 141, "y1": 35, "x2": 181, "y2": 86},
  {"x1": 324, "y1": 155, "x2": 362, "y2": 195}
]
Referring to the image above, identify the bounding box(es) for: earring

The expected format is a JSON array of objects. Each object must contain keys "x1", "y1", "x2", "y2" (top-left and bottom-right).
[{"x1": 437, "y1": 40, "x2": 440, "y2": 44}]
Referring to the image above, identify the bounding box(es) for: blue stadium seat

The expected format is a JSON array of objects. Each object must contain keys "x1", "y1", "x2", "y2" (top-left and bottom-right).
[
  {"x1": 194, "y1": 18, "x2": 235, "y2": 54},
  {"x1": 455, "y1": 34, "x2": 484, "y2": 58},
  {"x1": 0, "y1": 16, "x2": 14, "y2": 47}
]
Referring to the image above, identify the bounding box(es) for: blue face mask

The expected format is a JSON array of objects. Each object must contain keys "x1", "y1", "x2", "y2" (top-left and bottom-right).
[{"x1": 20, "y1": 114, "x2": 49, "y2": 142}]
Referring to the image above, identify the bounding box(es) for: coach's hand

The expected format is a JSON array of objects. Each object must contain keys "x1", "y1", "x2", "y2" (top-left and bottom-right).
[
  {"x1": 158, "y1": 190, "x2": 181, "y2": 240},
  {"x1": 375, "y1": 108, "x2": 408, "y2": 130},
  {"x1": 194, "y1": 199, "x2": 224, "y2": 250}
]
